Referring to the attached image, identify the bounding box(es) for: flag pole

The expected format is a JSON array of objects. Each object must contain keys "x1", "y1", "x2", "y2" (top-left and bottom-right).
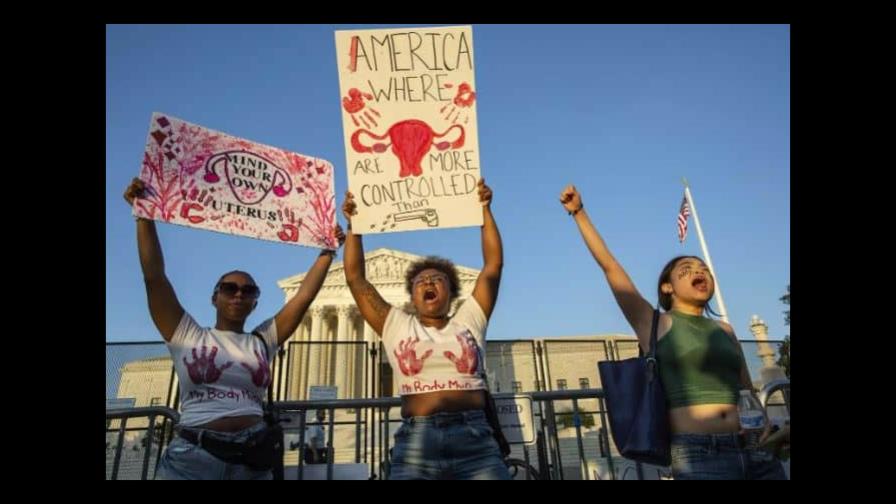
[{"x1": 682, "y1": 178, "x2": 730, "y2": 323}]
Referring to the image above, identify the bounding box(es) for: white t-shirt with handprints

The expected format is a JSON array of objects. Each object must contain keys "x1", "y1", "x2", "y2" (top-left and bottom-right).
[
  {"x1": 167, "y1": 312, "x2": 278, "y2": 427},
  {"x1": 382, "y1": 297, "x2": 488, "y2": 396}
]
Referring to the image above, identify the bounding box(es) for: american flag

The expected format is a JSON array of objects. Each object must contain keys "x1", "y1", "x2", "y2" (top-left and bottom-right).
[{"x1": 677, "y1": 195, "x2": 690, "y2": 243}]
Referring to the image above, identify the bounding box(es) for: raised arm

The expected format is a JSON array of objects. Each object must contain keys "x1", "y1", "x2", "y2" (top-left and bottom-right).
[
  {"x1": 124, "y1": 177, "x2": 184, "y2": 341},
  {"x1": 273, "y1": 226, "x2": 346, "y2": 345},
  {"x1": 560, "y1": 184, "x2": 654, "y2": 349},
  {"x1": 471, "y1": 178, "x2": 503, "y2": 319},
  {"x1": 341, "y1": 191, "x2": 393, "y2": 335}
]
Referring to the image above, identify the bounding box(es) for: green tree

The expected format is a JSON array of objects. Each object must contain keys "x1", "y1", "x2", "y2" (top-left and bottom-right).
[{"x1": 776, "y1": 285, "x2": 790, "y2": 378}]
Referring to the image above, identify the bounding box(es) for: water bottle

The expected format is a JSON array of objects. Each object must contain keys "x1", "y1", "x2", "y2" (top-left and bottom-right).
[{"x1": 737, "y1": 390, "x2": 766, "y2": 450}]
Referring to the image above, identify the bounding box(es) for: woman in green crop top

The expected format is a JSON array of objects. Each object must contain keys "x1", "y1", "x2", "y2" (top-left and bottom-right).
[{"x1": 559, "y1": 184, "x2": 785, "y2": 480}]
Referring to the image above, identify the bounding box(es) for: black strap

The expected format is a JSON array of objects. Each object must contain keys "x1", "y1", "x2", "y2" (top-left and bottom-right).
[
  {"x1": 178, "y1": 429, "x2": 239, "y2": 450},
  {"x1": 252, "y1": 331, "x2": 275, "y2": 405},
  {"x1": 642, "y1": 308, "x2": 661, "y2": 383},
  {"x1": 647, "y1": 307, "x2": 660, "y2": 358},
  {"x1": 638, "y1": 307, "x2": 661, "y2": 358},
  {"x1": 478, "y1": 365, "x2": 512, "y2": 457}
]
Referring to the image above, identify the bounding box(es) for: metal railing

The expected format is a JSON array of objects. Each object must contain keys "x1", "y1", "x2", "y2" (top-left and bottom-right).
[
  {"x1": 106, "y1": 406, "x2": 180, "y2": 480},
  {"x1": 106, "y1": 338, "x2": 788, "y2": 480},
  {"x1": 105, "y1": 390, "x2": 617, "y2": 480}
]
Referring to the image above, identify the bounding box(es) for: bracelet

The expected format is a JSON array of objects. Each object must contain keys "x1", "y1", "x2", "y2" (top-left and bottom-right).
[{"x1": 568, "y1": 204, "x2": 583, "y2": 216}]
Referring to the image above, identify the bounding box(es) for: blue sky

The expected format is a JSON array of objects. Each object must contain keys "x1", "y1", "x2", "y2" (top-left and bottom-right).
[{"x1": 106, "y1": 24, "x2": 789, "y2": 344}]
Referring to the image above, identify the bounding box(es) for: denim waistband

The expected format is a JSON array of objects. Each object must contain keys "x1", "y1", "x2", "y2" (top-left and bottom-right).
[
  {"x1": 671, "y1": 432, "x2": 746, "y2": 449},
  {"x1": 177, "y1": 420, "x2": 266, "y2": 443},
  {"x1": 403, "y1": 409, "x2": 486, "y2": 426}
]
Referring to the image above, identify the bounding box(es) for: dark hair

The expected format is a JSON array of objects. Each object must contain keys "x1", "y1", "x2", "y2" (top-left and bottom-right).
[
  {"x1": 404, "y1": 256, "x2": 460, "y2": 300},
  {"x1": 657, "y1": 256, "x2": 721, "y2": 317}
]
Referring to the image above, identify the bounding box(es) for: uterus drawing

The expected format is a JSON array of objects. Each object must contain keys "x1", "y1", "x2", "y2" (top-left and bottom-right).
[{"x1": 350, "y1": 120, "x2": 465, "y2": 178}]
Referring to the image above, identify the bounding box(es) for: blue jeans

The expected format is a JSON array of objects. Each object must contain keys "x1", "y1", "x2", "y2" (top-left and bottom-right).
[
  {"x1": 388, "y1": 410, "x2": 512, "y2": 480},
  {"x1": 155, "y1": 422, "x2": 273, "y2": 480},
  {"x1": 670, "y1": 433, "x2": 787, "y2": 480}
]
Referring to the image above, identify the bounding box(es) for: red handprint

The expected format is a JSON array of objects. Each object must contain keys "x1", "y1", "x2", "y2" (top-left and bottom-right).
[
  {"x1": 394, "y1": 335, "x2": 433, "y2": 377},
  {"x1": 443, "y1": 331, "x2": 480, "y2": 375},
  {"x1": 240, "y1": 350, "x2": 272, "y2": 387},
  {"x1": 277, "y1": 207, "x2": 303, "y2": 242},
  {"x1": 179, "y1": 180, "x2": 216, "y2": 224},
  {"x1": 342, "y1": 88, "x2": 381, "y2": 128},
  {"x1": 342, "y1": 88, "x2": 373, "y2": 113},
  {"x1": 453, "y1": 82, "x2": 476, "y2": 107},
  {"x1": 183, "y1": 345, "x2": 234, "y2": 384},
  {"x1": 438, "y1": 82, "x2": 476, "y2": 124}
]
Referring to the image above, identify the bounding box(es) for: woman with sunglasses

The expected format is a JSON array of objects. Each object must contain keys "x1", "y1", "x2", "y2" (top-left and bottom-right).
[
  {"x1": 340, "y1": 178, "x2": 511, "y2": 480},
  {"x1": 123, "y1": 177, "x2": 345, "y2": 480}
]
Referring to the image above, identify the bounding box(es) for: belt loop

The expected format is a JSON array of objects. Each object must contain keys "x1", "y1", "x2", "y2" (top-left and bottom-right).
[{"x1": 197, "y1": 430, "x2": 205, "y2": 449}]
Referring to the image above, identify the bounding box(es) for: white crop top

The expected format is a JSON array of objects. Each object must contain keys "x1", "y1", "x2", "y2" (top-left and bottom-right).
[
  {"x1": 166, "y1": 312, "x2": 278, "y2": 427},
  {"x1": 381, "y1": 297, "x2": 488, "y2": 395}
]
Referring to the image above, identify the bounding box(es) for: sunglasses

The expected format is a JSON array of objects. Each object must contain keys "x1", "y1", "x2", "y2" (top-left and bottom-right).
[{"x1": 215, "y1": 282, "x2": 261, "y2": 298}]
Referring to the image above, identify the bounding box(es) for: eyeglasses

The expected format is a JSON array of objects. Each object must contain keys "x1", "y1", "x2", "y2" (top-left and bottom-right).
[
  {"x1": 215, "y1": 282, "x2": 261, "y2": 298},
  {"x1": 412, "y1": 273, "x2": 448, "y2": 287}
]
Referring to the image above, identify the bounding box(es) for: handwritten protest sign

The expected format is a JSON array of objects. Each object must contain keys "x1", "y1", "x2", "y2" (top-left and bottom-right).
[
  {"x1": 133, "y1": 113, "x2": 337, "y2": 249},
  {"x1": 335, "y1": 25, "x2": 482, "y2": 234}
]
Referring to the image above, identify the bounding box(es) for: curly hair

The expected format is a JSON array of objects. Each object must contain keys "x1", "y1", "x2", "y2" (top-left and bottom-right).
[{"x1": 404, "y1": 256, "x2": 460, "y2": 300}]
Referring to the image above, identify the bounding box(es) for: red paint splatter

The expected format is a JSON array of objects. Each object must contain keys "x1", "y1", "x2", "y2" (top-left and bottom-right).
[
  {"x1": 453, "y1": 82, "x2": 476, "y2": 107},
  {"x1": 180, "y1": 202, "x2": 205, "y2": 224},
  {"x1": 348, "y1": 36, "x2": 359, "y2": 72},
  {"x1": 278, "y1": 223, "x2": 299, "y2": 242}
]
